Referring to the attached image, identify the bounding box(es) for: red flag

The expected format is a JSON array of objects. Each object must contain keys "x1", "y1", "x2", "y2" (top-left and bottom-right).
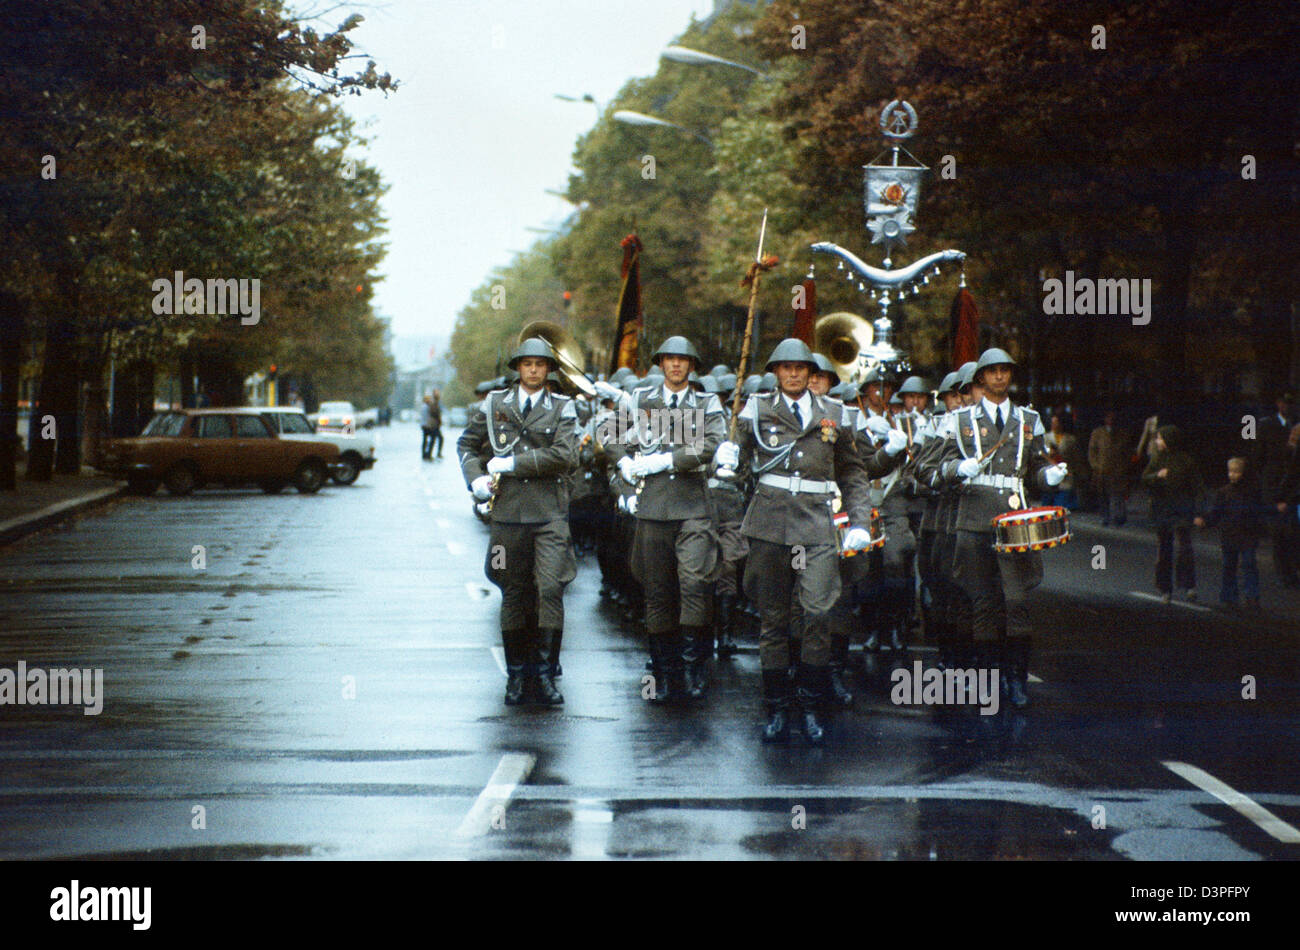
[
  {"x1": 950, "y1": 287, "x2": 981, "y2": 367},
  {"x1": 610, "y1": 234, "x2": 643, "y2": 375},
  {"x1": 791, "y1": 277, "x2": 816, "y2": 345}
]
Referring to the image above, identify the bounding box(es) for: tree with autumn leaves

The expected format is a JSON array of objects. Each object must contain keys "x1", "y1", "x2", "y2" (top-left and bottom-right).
[{"x1": 0, "y1": 0, "x2": 396, "y2": 488}]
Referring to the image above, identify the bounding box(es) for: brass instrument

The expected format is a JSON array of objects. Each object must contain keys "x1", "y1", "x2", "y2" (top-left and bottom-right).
[
  {"x1": 813, "y1": 312, "x2": 874, "y2": 384},
  {"x1": 518, "y1": 320, "x2": 597, "y2": 398}
]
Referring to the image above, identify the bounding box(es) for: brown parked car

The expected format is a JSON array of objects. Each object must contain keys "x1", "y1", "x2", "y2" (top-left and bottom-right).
[{"x1": 99, "y1": 408, "x2": 343, "y2": 496}]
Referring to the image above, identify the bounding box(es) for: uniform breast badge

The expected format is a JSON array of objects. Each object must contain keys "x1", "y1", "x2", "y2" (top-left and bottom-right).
[
  {"x1": 768, "y1": 435, "x2": 780, "y2": 447},
  {"x1": 819, "y1": 418, "x2": 837, "y2": 443}
]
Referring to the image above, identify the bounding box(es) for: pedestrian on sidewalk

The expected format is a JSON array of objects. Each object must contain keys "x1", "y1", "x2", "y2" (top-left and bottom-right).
[
  {"x1": 1044, "y1": 413, "x2": 1083, "y2": 509},
  {"x1": 420, "y1": 394, "x2": 441, "y2": 461},
  {"x1": 1088, "y1": 409, "x2": 1131, "y2": 525},
  {"x1": 1252, "y1": 390, "x2": 1298, "y2": 587},
  {"x1": 1142, "y1": 424, "x2": 1202, "y2": 602},
  {"x1": 1194, "y1": 457, "x2": 1265, "y2": 609}
]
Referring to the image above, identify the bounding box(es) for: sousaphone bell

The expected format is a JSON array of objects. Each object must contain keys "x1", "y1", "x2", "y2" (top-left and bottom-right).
[{"x1": 518, "y1": 320, "x2": 597, "y2": 397}]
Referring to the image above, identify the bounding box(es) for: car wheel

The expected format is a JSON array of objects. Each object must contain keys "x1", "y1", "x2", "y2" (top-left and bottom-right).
[
  {"x1": 293, "y1": 460, "x2": 327, "y2": 494},
  {"x1": 331, "y1": 454, "x2": 361, "y2": 485},
  {"x1": 163, "y1": 463, "x2": 197, "y2": 496},
  {"x1": 259, "y1": 479, "x2": 287, "y2": 494},
  {"x1": 127, "y1": 475, "x2": 159, "y2": 496}
]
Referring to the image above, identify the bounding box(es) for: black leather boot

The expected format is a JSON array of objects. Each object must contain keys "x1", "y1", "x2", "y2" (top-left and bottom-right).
[
  {"x1": 715, "y1": 594, "x2": 738, "y2": 658},
  {"x1": 648, "y1": 631, "x2": 687, "y2": 704},
  {"x1": 531, "y1": 628, "x2": 564, "y2": 705},
  {"x1": 796, "y1": 664, "x2": 828, "y2": 746},
  {"x1": 546, "y1": 627, "x2": 564, "y2": 679},
  {"x1": 682, "y1": 625, "x2": 710, "y2": 699},
  {"x1": 828, "y1": 634, "x2": 854, "y2": 707},
  {"x1": 502, "y1": 628, "x2": 528, "y2": 706},
  {"x1": 760, "y1": 669, "x2": 791, "y2": 743},
  {"x1": 1005, "y1": 638, "x2": 1030, "y2": 709}
]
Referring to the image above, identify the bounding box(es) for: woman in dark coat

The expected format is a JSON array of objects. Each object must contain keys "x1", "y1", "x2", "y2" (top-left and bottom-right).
[{"x1": 1141, "y1": 424, "x2": 1203, "y2": 601}]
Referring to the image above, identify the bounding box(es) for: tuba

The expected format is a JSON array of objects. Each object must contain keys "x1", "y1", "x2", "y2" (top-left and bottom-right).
[
  {"x1": 813, "y1": 312, "x2": 875, "y2": 384},
  {"x1": 518, "y1": 321, "x2": 597, "y2": 397}
]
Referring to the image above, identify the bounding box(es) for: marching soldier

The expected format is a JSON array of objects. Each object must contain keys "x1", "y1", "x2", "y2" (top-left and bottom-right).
[
  {"x1": 917, "y1": 348, "x2": 1067, "y2": 708},
  {"x1": 714, "y1": 338, "x2": 878, "y2": 744},
  {"x1": 915, "y1": 371, "x2": 963, "y2": 665},
  {"x1": 458, "y1": 338, "x2": 580, "y2": 707},
  {"x1": 604, "y1": 337, "x2": 726, "y2": 703}
]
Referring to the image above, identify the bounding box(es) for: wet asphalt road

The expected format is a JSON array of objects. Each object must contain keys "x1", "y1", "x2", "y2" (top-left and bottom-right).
[{"x1": 0, "y1": 422, "x2": 1297, "y2": 861}]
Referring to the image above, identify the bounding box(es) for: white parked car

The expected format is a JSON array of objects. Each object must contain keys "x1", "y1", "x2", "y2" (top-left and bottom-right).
[
  {"x1": 309, "y1": 401, "x2": 380, "y2": 430},
  {"x1": 260, "y1": 408, "x2": 376, "y2": 485}
]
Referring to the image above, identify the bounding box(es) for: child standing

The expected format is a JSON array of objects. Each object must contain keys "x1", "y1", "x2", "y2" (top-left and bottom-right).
[{"x1": 1195, "y1": 457, "x2": 1264, "y2": 609}]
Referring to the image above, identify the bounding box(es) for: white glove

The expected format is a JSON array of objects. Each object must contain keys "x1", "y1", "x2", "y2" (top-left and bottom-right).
[
  {"x1": 843, "y1": 527, "x2": 872, "y2": 551},
  {"x1": 884, "y1": 428, "x2": 909, "y2": 457},
  {"x1": 957, "y1": 458, "x2": 981, "y2": 480},
  {"x1": 616, "y1": 493, "x2": 628, "y2": 512},
  {"x1": 911, "y1": 426, "x2": 929, "y2": 446},
  {"x1": 616, "y1": 456, "x2": 639, "y2": 485},
  {"x1": 1044, "y1": 463, "x2": 1068, "y2": 486},
  {"x1": 865, "y1": 416, "x2": 891, "y2": 439},
  {"x1": 471, "y1": 475, "x2": 494, "y2": 501},
  {"x1": 714, "y1": 441, "x2": 740, "y2": 469},
  {"x1": 594, "y1": 380, "x2": 623, "y2": 402},
  {"x1": 626, "y1": 494, "x2": 638, "y2": 516},
  {"x1": 486, "y1": 455, "x2": 514, "y2": 475},
  {"x1": 635, "y1": 451, "x2": 673, "y2": 476}
]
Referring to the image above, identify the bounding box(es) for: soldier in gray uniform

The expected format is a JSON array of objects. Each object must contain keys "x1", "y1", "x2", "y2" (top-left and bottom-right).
[
  {"x1": 715, "y1": 338, "x2": 877, "y2": 744},
  {"x1": 605, "y1": 337, "x2": 726, "y2": 703},
  {"x1": 914, "y1": 371, "x2": 963, "y2": 665},
  {"x1": 917, "y1": 348, "x2": 1067, "y2": 707},
  {"x1": 458, "y1": 338, "x2": 580, "y2": 707}
]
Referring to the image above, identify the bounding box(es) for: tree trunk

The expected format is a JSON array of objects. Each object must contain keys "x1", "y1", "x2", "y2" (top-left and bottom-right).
[
  {"x1": 0, "y1": 292, "x2": 24, "y2": 491},
  {"x1": 25, "y1": 318, "x2": 79, "y2": 481},
  {"x1": 1155, "y1": 196, "x2": 1195, "y2": 425},
  {"x1": 180, "y1": 354, "x2": 195, "y2": 408}
]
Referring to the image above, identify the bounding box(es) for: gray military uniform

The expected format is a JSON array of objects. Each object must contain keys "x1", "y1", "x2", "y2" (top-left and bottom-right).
[
  {"x1": 457, "y1": 385, "x2": 580, "y2": 631},
  {"x1": 732, "y1": 390, "x2": 873, "y2": 669},
  {"x1": 918, "y1": 400, "x2": 1053, "y2": 645},
  {"x1": 605, "y1": 384, "x2": 726, "y2": 633}
]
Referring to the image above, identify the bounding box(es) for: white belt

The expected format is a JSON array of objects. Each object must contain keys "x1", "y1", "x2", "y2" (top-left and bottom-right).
[
  {"x1": 759, "y1": 473, "x2": 835, "y2": 495},
  {"x1": 969, "y1": 472, "x2": 1021, "y2": 490}
]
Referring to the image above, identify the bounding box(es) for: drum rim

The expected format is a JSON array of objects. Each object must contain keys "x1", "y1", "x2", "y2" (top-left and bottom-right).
[{"x1": 990, "y1": 505, "x2": 1068, "y2": 528}]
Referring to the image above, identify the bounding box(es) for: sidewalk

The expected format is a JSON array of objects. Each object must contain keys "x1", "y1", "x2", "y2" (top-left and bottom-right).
[
  {"x1": 0, "y1": 468, "x2": 127, "y2": 546},
  {"x1": 1070, "y1": 505, "x2": 1300, "y2": 620}
]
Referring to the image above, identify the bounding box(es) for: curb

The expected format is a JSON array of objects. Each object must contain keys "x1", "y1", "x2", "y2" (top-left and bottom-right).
[{"x1": 0, "y1": 484, "x2": 128, "y2": 547}]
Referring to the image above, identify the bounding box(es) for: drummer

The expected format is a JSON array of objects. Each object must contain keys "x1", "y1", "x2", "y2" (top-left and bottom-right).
[{"x1": 916, "y1": 348, "x2": 1068, "y2": 708}]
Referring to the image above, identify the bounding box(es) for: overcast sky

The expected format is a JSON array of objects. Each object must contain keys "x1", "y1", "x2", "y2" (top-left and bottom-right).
[{"x1": 318, "y1": 0, "x2": 716, "y2": 343}]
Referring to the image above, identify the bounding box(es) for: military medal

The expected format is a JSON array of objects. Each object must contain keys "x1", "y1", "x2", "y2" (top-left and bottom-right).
[
  {"x1": 963, "y1": 427, "x2": 973, "y2": 437},
  {"x1": 768, "y1": 435, "x2": 779, "y2": 446},
  {"x1": 980, "y1": 427, "x2": 989, "y2": 437},
  {"x1": 1008, "y1": 493, "x2": 1021, "y2": 509}
]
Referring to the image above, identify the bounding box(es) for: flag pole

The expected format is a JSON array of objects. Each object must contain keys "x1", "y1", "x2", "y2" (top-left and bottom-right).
[{"x1": 727, "y1": 208, "x2": 771, "y2": 442}]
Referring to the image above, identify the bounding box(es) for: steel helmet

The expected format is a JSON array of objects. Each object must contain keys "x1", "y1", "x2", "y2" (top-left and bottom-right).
[
  {"x1": 696, "y1": 375, "x2": 720, "y2": 393},
  {"x1": 810, "y1": 352, "x2": 840, "y2": 381},
  {"x1": 651, "y1": 335, "x2": 701, "y2": 368},
  {"x1": 620, "y1": 376, "x2": 643, "y2": 393},
  {"x1": 741, "y1": 374, "x2": 764, "y2": 396},
  {"x1": 710, "y1": 363, "x2": 730, "y2": 379},
  {"x1": 759, "y1": 372, "x2": 778, "y2": 392},
  {"x1": 645, "y1": 364, "x2": 665, "y2": 379},
  {"x1": 610, "y1": 366, "x2": 634, "y2": 384},
  {"x1": 974, "y1": 347, "x2": 1017, "y2": 380},
  {"x1": 830, "y1": 382, "x2": 859, "y2": 402},
  {"x1": 508, "y1": 337, "x2": 559, "y2": 371},
  {"x1": 889, "y1": 392, "x2": 903, "y2": 406},
  {"x1": 956, "y1": 361, "x2": 978, "y2": 391},
  {"x1": 937, "y1": 371, "x2": 961, "y2": 395},
  {"x1": 763, "y1": 337, "x2": 818, "y2": 373},
  {"x1": 718, "y1": 373, "x2": 737, "y2": 393},
  {"x1": 474, "y1": 379, "x2": 495, "y2": 395},
  {"x1": 897, "y1": 375, "x2": 929, "y2": 396}
]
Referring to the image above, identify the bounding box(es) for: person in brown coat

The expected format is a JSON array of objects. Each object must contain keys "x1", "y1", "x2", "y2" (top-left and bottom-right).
[
  {"x1": 1088, "y1": 410, "x2": 1130, "y2": 525},
  {"x1": 1141, "y1": 424, "x2": 1203, "y2": 602}
]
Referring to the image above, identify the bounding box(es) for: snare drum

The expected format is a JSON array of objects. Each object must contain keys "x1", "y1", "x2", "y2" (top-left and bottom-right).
[
  {"x1": 835, "y1": 507, "x2": 888, "y2": 557},
  {"x1": 991, "y1": 506, "x2": 1070, "y2": 553}
]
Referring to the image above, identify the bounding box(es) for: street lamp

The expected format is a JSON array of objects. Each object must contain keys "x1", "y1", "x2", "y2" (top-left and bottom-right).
[
  {"x1": 660, "y1": 45, "x2": 768, "y2": 79},
  {"x1": 611, "y1": 109, "x2": 712, "y2": 147}
]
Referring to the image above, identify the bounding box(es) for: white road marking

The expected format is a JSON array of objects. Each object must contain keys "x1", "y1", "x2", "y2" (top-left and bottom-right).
[
  {"x1": 1163, "y1": 760, "x2": 1300, "y2": 844},
  {"x1": 490, "y1": 646, "x2": 507, "y2": 677},
  {"x1": 1130, "y1": 591, "x2": 1211, "y2": 612},
  {"x1": 452, "y1": 752, "x2": 535, "y2": 840},
  {"x1": 571, "y1": 799, "x2": 614, "y2": 859}
]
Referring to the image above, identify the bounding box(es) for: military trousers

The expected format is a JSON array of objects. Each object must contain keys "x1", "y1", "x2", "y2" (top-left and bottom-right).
[
  {"x1": 744, "y1": 539, "x2": 840, "y2": 669},
  {"x1": 485, "y1": 519, "x2": 577, "y2": 631},
  {"x1": 951, "y1": 529, "x2": 1042, "y2": 644},
  {"x1": 630, "y1": 518, "x2": 719, "y2": 634}
]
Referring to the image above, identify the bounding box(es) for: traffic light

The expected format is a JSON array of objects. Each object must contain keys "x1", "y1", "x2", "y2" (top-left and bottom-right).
[
  {"x1": 562, "y1": 290, "x2": 572, "y2": 309},
  {"x1": 268, "y1": 364, "x2": 277, "y2": 381}
]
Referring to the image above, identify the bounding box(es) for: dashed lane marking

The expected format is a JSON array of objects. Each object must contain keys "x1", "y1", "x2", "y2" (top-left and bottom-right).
[
  {"x1": 452, "y1": 752, "x2": 535, "y2": 840},
  {"x1": 1130, "y1": 591, "x2": 1211, "y2": 612},
  {"x1": 1163, "y1": 760, "x2": 1300, "y2": 844}
]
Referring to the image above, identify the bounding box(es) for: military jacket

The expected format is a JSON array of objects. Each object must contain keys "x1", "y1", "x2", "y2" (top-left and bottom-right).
[
  {"x1": 604, "y1": 384, "x2": 726, "y2": 521},
  {"x1": 917, "y1": 400, "x2": 1053, "y2": 534},
  {"x1": 457, "y1": 385, "x2": 579, "y2": 524},
  {"x1": 732, "y1": 390, "x2": 872, "y2": 546}
]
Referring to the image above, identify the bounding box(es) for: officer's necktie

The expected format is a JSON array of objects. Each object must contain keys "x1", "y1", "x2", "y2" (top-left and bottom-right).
[
  {"x1": 669, "y1": 393, "x2": 678, "y2": 410},
  {"x1": 791, "y1": 400, "x2": 802, "y2": 428},
  {"x1": 995, "y1": 406, "x2": 1003, "y2": 431},
  {"x1": 522, "y1": 396, "x2": 532, "y2": 418}
]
